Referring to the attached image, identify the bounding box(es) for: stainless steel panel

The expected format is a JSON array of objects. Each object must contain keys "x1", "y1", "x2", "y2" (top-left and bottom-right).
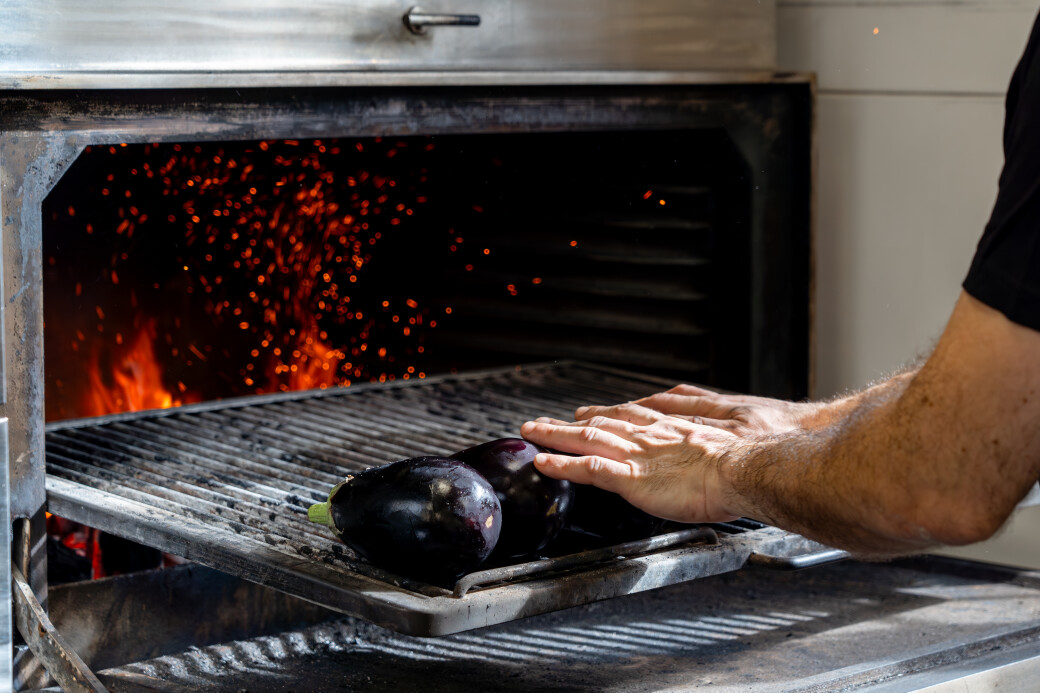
[{"x1": 0, "y1": 0, "x2": 775, "y2": 89}]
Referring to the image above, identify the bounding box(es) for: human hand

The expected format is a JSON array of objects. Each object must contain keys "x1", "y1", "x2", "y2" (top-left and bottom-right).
[
  {"x1": 520, "y1": 403, "x2": 747, "y2": 524},
  {"x1": 610, "y1": 384, "x2": 823, "y2": 437}
]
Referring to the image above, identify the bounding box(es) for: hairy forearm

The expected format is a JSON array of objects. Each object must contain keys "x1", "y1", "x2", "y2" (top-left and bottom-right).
[
  {"x1": 796, "y1": 370, "x2": 918, "y2": 432},
  {"x1": 721, "y1": 372, "x2": 930, "y2": 556},
  {"x1": 721, "y1": 346, "x2": 1038, "y2": 556},
  {"x1": 719, "y1": 294, "x2": 1040, "y2": 556}
]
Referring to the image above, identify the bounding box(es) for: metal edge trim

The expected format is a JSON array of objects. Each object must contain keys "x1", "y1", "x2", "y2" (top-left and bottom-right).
[
  {"x1": 452, "y1": 527, "x2": 719, "y2": 597},
  {"x1": 787, "y1": 621, "x2": 1040, "y2": 692},
  {"x1": 0, "y1": 70, "x2": 808, "y2": 91},
  {"x1": 863, "y1": 648, "x2": 1040, "y2": 692}
]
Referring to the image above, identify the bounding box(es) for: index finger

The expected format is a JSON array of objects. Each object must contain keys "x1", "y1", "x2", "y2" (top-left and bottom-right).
[
  {"x1": 520, "y1": 419, "x2": 640, "y2": 460},
  {"x1": 530, "y1": 452, "x2": 635, "y2": 494}
]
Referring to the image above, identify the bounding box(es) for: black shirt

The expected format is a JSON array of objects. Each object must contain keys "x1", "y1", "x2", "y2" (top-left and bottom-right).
[{"x1": 963, "y1": 14, "x2": 1040, "y2": 331}]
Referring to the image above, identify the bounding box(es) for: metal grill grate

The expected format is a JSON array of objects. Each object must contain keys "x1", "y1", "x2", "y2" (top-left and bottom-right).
[{"x1": 45, "y1": 362, "x2": 828, "y2": 636}]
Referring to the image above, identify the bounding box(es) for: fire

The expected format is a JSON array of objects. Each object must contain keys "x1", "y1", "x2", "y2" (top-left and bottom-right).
[
  {"x1": 81, "y1": 319, "x2": 185, "y2": 417},
  {"x1": 44, "y1": 138, "x2": 448, "y2": 421},
  {"x1": 62, "y1": 319, "x2": 183, "y2": 578}
]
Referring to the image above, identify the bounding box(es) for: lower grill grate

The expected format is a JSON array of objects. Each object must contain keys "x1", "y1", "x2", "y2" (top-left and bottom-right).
[{"x1": 45, "y1": 361, "x2": 827, "y2": 636}]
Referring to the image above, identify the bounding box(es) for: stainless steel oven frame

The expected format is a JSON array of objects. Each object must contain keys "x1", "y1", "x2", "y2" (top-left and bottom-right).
[{"x1": 1, "y1": 1, "x2": 796, "y2": 689}]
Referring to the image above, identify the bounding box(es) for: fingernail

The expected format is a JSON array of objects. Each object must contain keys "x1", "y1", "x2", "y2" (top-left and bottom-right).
[
  {"x1": 575, "y1": 406, "x2": 589, "y2": 417},
  {"x1": 534, "y1": 453, "x2": 548, "y2": 466},
  {"x1": 521, "y1": 421, "x2": 535, "y2": 433},
  {"x1": 535, "y1": 416, "x2": 552, "y2": 423}
]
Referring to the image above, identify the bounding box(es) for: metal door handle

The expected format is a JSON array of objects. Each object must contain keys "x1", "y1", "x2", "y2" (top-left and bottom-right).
[{"x1": 404, "y1": 6, "x2": 481, "y2": 35}]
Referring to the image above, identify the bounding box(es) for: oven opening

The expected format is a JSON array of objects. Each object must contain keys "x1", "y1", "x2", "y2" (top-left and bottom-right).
[
  {"x1": 43, "y1": 131, "x2": 753, "y2": 424},
  {"x1": 9, "y1": 83, "x2": 813, "y2": 656}
]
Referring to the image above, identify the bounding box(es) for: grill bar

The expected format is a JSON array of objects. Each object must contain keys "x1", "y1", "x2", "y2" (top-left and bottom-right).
[{"x1": 45, "y1": 362, "x2": 827, "y2": 636}]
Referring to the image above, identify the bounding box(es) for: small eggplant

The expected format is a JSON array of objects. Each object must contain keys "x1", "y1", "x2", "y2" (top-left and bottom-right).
[
  {"x1": 566, "y1": 484, "x2": 665, "y2": 543},
  {"x1": 307, "y1": 456, "x2": 501, "y2": 584},
  {"x1": 451, "y1": 438, "x2": 573, "y2": 558}
]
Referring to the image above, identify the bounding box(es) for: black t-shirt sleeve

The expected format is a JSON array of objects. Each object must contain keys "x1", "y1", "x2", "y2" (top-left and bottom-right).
[{"x1": 963, "y1": 13, "x2": 1040, "y2": 331}]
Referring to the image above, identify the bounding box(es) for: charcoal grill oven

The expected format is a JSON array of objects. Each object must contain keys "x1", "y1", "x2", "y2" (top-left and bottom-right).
[{"x1": 2, "y1": 2, "x2": 1039, "y2": 692}]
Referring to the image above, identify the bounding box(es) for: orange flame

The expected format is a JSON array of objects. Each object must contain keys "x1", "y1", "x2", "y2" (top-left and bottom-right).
[{"x1": 82, "y1": 319, "x2": 183, "y2": 416}]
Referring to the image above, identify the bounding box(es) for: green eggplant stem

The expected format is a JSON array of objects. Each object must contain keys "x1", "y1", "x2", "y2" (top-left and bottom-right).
[
  {"x1": 308, "y1": 477, "x2": 352, "y2": 528},
  {"x1": 308, "y1": 501, "x2": 332, "y2": 526}
]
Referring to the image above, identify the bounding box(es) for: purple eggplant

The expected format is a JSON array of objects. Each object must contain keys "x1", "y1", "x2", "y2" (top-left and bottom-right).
[
  {"x1": 307, "y1": 456, "x2": 501, "y2": 583},
  {"x1": 451, "y1": 438, "x2": 573, "y2": 558},
  {"x1": 566, "y1": 484, "x2": 665, "y2": 542}
]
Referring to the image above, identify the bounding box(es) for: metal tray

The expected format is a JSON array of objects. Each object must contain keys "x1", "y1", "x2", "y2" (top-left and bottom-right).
[{"x1": 45, "y1": 361, "x2": 835, "y2": 636}]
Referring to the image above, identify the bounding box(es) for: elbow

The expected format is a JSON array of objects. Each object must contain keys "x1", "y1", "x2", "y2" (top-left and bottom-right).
[
  {"x1": 884, "y1": 448, "x2": 1031, "y2": 548},
  {"x1": 906, "y1": 490, "x2": 1013, "y2": 547},
  {"x1": 924, "y1": 512, "x2": 1007, "y2": 547}
]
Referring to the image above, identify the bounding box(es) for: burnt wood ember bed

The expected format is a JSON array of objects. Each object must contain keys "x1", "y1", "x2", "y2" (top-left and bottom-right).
[{"x1": 44, "y1": 361, "x2": 834, "y2": 637}]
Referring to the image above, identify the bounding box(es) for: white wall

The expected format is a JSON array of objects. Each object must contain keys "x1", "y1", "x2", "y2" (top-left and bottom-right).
[
  {"x1": 778, "y1": 0, "x2": 1040, "y2": 568},
  {"x1": 777, "y1": 0, "x2": 1037, "y2": 396}
]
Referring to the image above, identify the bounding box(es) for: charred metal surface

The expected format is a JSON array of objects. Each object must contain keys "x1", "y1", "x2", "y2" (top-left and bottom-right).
[
  {"x1": 726, "y1": 83, "x2": 815, "y2": 399},
  {"x1": 21, "y1": 559, "x2": 1040, "y2": 692},
  {"x1": 1, "y1": 131, "x2": 81, "y2": 520},
  {"x1": 0, "y1": 84, "x2": 806, "y2": 150},
  {"x1": 46, "y1": 564, "x2": 336, "y2": 673},
  {"x1": 12, "y1": 565, "x2": 107, "y2": 693},
  {"x1": 12, "y1": 514, "x2": 53, "y2": 691},
  {"x1": 44, "y1": 362, "x2": 823, "y2": 636}
]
